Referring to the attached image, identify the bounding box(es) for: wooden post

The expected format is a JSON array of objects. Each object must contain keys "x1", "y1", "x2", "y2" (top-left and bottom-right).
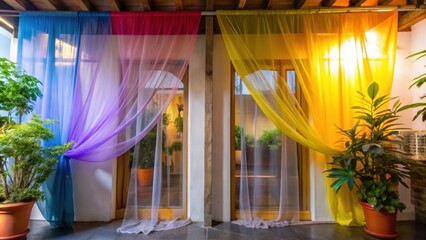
[{"x1": 204, "y1": 0, "x2": 214, "y2": 228}]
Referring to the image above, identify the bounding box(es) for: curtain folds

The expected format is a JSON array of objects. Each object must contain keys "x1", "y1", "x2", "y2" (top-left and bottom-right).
[
  {"x1": 18, "y1": 11, "x2": 200, "y2": 232},
  {"x1": 112, "y1": 12, "x2": 200, "y2": 235},
  {"x1": 17, "y1": 12, "x2": 81, "y2": 227},
  {"x1": 233, "y1": 74, "x2": 300, "y2": 228},
  {"x1": 217, "y1": 10, "x2": 397, "y2": 226}
]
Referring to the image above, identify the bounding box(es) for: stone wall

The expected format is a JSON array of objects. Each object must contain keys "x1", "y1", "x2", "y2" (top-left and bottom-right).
[{"x1": 411, "y1": 161, "x2": 426, "y2": 224}]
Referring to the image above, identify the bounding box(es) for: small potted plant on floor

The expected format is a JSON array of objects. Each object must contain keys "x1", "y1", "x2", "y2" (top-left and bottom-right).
[
  {"x1": 325, "y1": 82, "x2": 412, "y2": 239},
  {"x1": 0, "y1": 58, "x2": 72, "y2": 239}
]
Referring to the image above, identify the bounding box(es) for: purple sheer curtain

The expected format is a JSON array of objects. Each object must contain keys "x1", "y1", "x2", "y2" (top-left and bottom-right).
[{"x1": 65, "y1": 12, "x2": 200, "y2": 162}]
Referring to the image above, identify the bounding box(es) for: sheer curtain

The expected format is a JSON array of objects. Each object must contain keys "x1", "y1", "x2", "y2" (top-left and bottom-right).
[
  {"x1": 18, "y1": 12, "x2": 81, "y2": 227},
  {"x1": 234, "y1": 73, "x2": 299, "y2": 228},
  {"x1": 18, "y1": 12, "x2": 200, "y2": 231},
  {"x1": 111, "y1": 12, "x2": 200, "y2": 235},
  {"x1": 218, "y1": 10, "x2": 397, "y2": 226}
]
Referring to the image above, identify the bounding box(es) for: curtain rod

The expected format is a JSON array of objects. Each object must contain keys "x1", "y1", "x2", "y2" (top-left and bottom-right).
[
  {"x1": 0, "y1": 5, "x2": 425, "y2": 17},
  {"x1": 203, "y1": 5, "x2": 426, "y2": 15}
]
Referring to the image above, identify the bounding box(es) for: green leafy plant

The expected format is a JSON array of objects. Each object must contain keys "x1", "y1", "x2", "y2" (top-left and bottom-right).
[
  {"x1": 234, "y1": 125, "x2": 255, "y2": 151},
  {"x1": 0, "y1": 58, "x2": 42, "y2": 125},
  {"x1": 0, "y1": 115, "x2": 72, "y2": 203},
  {"x1": 258, "y1": 128, "x2": 282, "y2": 150},
  {"x1": 401, "y1": 49, "x2": 426, "y2": 121},
  {"x1": 167, "y1": 141, "x2": 182, "y2": 155},
  {"x1": 0, "y1": 58, "x2": 71, "y2": 204},
  {"x1": 162, "y1": 113, "x2": 171, "y2": 126},
  {"x1": 325, "y1": 82, "x2": 411, "y2": 213},
  {"x1": 135, "y1": 125, "x2": 167, "y2": 168},
  {"x1": 235, "y1": 125, "x2": 242, "y2": 151},
  {"x1": 174, "y1": 116, "x2": 183, "y2": 132},
  {"x1": 174, "y1": 104, "x2": 184, "y2": 132},
  {"x1": 137, "y1": 127, "x2": 156, "y2": 169},
  {"x1": 176, "y1": 103, "x2": 184, "y2": 118}
]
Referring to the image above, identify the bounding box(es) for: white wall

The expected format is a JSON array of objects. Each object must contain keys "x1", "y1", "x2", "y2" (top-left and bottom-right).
[
  {"x1": 70, "y1": 159, "x2": 116, "y2": 221},
  {"x1": 410, "y1": 19, "x2": 426, "y2": 131},
  {"x1": 212, "y1": 35, "x2": 231, "y2": 222},
  {"x1": 187, "y1": 35, "x2": 206, "y2": 222},
  {"x1": 391, "y1": 31, "x2": 414, "y2": 221},
  {"x1": 30, "y1": 159, "x2": 116, "y2": 221},
  {"x1": 0, "y1": 26, "x2": 11, "y2": 59}
]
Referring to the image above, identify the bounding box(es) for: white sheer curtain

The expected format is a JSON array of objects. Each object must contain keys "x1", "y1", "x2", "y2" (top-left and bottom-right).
[
  {"x1": 113, "y1": 12, "x2": 200, "y2": 235},
  {"x1": 233, "y1": 71, "x2": 300, "y2": 229}
]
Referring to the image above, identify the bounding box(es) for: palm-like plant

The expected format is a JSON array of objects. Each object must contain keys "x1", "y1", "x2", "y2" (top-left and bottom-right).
[
  {"x1": 325, "y1": 82, "x2": 411, "y2": 213},
  {"x1": 403, "y1": 49, "x2": 426, "y2": 121}
]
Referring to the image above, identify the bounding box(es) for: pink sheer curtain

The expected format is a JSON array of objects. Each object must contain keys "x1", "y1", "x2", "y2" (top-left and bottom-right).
[{"x1": 111, "y1": 12, "x2": 200, "y2": 234}]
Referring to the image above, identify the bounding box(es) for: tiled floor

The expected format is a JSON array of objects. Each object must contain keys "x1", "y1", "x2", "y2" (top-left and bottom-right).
[{"x1": 27, "y1": 220, "x2": 426, "y2": 240}]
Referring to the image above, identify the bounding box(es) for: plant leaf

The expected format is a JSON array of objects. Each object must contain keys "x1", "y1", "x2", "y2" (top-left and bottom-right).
[{"x1": 368, "y1": 82, "x2": 379, "y2": 100}]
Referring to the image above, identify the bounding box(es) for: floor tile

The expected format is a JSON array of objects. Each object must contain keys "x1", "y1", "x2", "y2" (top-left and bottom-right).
[{"x1": 26, "y1": 220, "x2": 426, "y2": 240}]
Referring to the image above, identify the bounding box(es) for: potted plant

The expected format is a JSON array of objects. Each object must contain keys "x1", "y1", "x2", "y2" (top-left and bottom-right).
[
  {"x1": 258, "y1": 128, "x2": 282, "y2": 151},
  {"x1": 174, "y1": 103, "x2": 184, "y2": 137},
  {"x1": 0, "y1": 58, "x2": 71, "y2": 239},
  {"x1": 325, "y1": 82, "x2": 412, "y2": 239},
  {"x1": 235, "y1": 125, "x2": 242, "y2": 165},
  {"x1": 136, "y1": 126, "x2": 157, "y2": 186},
  {"x1": 234, "y1": 125, "x2": 255, "y2": 165},
  {"x1": 257, "y1": 128, "x2": 282, "y2": 173}
]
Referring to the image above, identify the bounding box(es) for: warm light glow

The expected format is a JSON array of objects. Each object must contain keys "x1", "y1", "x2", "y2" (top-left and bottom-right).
[
  {"x1": 0, "y1": 17, "x2": 13, "y2": 30},
  {"x1": 325, "y1": 31, "x2": 383, "y2": 75},
  {"x1": 55, "y1": 39, "x2": 77, "y2": 60},
  {"x1": 54, "y1": 38, "x2": 82, "y2": 66}
]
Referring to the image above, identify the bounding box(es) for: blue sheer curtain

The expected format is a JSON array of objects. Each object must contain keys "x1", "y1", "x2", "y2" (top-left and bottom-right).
[{"x1": 17, "y1": 12, "x2": 110, "y2": 228}]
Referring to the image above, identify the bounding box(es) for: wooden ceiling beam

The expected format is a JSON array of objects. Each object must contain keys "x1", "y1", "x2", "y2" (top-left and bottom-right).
[
  {"x1": 264, "y1": 0, "x2": 273, "y2": 9},
  {"x1": 2, "y1": 0, "x2": 36, "y2": 11},
  {"x1": 295, "y1": 0, "x2": 308, "y2": 9},
  {"x1": 378, "y1": 0, "x2": 394, "y2": 5},
  {"x1": 38, "y1": 0, "x2": 67, "y2": 10},
  {"x1": 109, "y1": 0, "x2": 122, "y2": 11},
  {"x1": 206, "y1": 0, "x2": 214, "y2": 11},
  {"x1": 76, "y1": 0, "x2": 94, "y2": 11},
  {"x1": 175, "y1": 0, "x2": 183, "y2": 10},
  {"x1": 398, "y1": 9, "x2": 426, "y2": 31},
  {"x1": 140, "y1": 0, "x2": 152, "y2": 11},
  {"x1": 237, "y1": 0, "x2": 247, "y2": 9},
  {"x1": 349, "y1": 0, "x2": 368, "y2": 6},
  {"x1": 321, "y1": 0, "x2": 337, "y2": 6}
]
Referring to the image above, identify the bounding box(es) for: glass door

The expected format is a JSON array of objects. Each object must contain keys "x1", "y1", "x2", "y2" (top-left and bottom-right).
[
  {"x1": 231, "y1": 61, "x2": 310, "y2": 222},
  {"x1": 116, "y1": 72, "x2": 188, "y2": 219}
]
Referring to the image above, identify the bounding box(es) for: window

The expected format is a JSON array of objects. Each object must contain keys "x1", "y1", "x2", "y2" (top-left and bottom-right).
[{"x1": 231, "y1": 62, "x2": 310, "y2": 220}]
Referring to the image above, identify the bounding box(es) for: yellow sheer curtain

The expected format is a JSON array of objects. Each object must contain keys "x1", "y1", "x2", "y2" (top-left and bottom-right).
[{"x1": 217, "y1": 10, "x2": 397, "y2": 225}]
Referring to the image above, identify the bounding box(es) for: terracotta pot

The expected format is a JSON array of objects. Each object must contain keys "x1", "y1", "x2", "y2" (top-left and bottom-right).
[
  {"x1": 360, "y1": 201, "x2": 398, "y2": 239},
  {"x1": 137, "y1": 168, "x2": 154, "y2": 186},
  {"x1": 235, "y1": 150, "x2": 241, "y2": 165},
  {"x1": 0, "y1": 201, "x2": 35, "y2": 240}
]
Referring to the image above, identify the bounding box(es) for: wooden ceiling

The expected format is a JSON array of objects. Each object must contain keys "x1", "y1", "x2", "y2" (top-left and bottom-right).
[{"x1": 0, "y1": 0, "x2": 425, "y2": 33}]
